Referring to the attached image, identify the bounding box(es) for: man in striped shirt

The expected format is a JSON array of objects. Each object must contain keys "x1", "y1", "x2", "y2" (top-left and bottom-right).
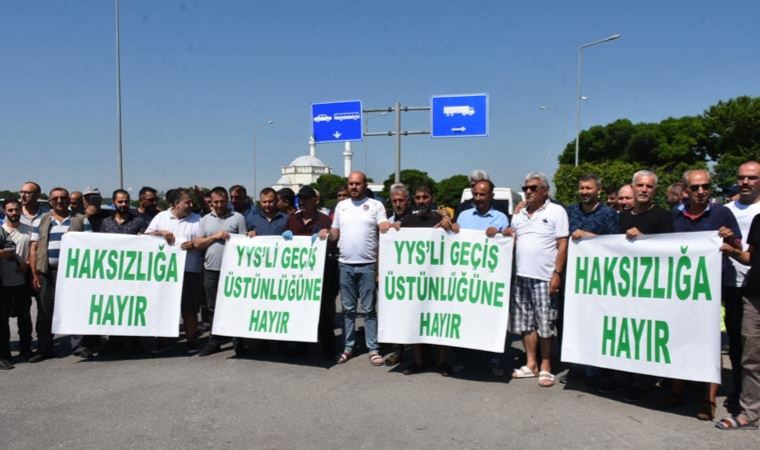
[{"x1": 28, "y1": 187, "x2": 91, "y2": 363}]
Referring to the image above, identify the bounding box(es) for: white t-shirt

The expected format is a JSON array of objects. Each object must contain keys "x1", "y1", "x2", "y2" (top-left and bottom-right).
[
  {"x1": 726, "y1": 200, "x2": 760, "y2": 286},
  {"x1": 146, "y1": 209, "x2": 203, "y2": 273},
  {"x1": 512, "y1": 200, "x2": 569, "y2": 281},
  {"x1": 332, "y1": 197, "x2": 388, "y2": 264}
]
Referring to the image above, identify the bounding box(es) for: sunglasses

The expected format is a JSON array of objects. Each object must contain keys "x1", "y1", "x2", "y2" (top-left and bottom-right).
[
  {"x1": 688, "y1": 183, "x2": 711, "y2": 192},
  {"x1": 522, "y1": 185, "x2": 541, "y2": 192},
  {"x1": 737, "y1": 175, "x2": 760, "y2": 181}
]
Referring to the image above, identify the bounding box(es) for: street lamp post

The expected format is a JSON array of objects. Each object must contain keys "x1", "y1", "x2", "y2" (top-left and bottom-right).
[
  {"x1": 115, "y1": 0, "x2": 124, "y2": 188},
  {"x1": 575, "y1": 33, "x2": 621, "y2": 166},
  {"x1": 252, "y1": 120, "x2": 274, "y2": 195}
]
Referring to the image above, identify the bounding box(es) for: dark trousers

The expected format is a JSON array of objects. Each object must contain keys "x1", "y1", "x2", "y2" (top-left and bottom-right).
[
  {"x1": 37, "y1": 271, "x2": 57, "y2": 355},
  {"x1": 204, "y1": 269, "x2": 228, "y2": 346},
  {"x1": 319, "y1": 259, "x2": 339, "y2": 353},
  {"x1": 724, "y1": 286, "x2": 745, "y2": 397},
  {"x1": 1, "y1": 284, "x2": 33, "y2": 358}
]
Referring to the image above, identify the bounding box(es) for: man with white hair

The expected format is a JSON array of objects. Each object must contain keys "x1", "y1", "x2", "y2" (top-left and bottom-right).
[{"x1": 509, "y1": 172, "x2": 568, "y2": 387}]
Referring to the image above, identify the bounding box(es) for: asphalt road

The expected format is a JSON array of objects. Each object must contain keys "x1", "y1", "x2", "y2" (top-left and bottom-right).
[{"x1": 1, "y1": 308, "x2": 758, "y2": 449}]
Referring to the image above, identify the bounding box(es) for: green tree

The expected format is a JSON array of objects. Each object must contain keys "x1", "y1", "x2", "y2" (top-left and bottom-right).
[
  {"x1": 435, "y1": 174, "x2": 469, "y2": 207},
  {"x1": 312, "y1": 174, "x2": 347, "y2": 208},
  {"x1": 381, "y1": 169, "x2": 437, "y2": 199},
  {"x1": 703, "y1": 96, "x2": 760, "y2": 189}
]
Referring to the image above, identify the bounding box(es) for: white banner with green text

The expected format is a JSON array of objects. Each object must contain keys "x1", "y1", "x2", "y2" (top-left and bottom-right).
[
  {"x1": 53, "y1": 232, "x2": 187, "y2": 337},
  {"x1": 561, "y1": 231, "x2": 722, "y2": 383},
  {"x1": 378, "y1": 228, "x2": 514, "y2": 353},
  {"x1": 212, "y1": 235, "x2": 327, "y2": 342}
]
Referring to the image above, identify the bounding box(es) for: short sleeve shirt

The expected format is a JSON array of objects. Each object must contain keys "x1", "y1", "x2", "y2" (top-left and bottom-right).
[
  {"x1": 619, "y1": 206, "x2": 674, "y2": 235},
  {"x1": 456, "y1": 207, "x2": 509, "y2": 231},
  {"x1": 512, "y1": 200, "x2": 569, "y2": 281},
  {"x1": 247, "y1": 210, "x2": 289, "y2": 236},
  {"x1": 146, "y1": 210, "x2": 203, "y2": 273},
  {"x1": 725, "y1": 200, "x2": 760, "y2": 287},
  {"x1": 566, "y1": 203, "x2": 618, "y2": 235},
  {"x1": 672, "y1": 201, "x2": 741, "y2": 286},
  {"x1": 332, "y1": 197, "x2": 388, "y2": 264},
  {"x1": 746, "y1": 215, "x2": 760, "y2": 296},
  {"x1": 101, "y1": 212, "x2": 147, "y2": 235},
  {"x1": 198, "y1": 210, "x2": 247, "y2": 271},
  {"x1": 31, "y1": 215, "x2": 92, "y2": 268}
]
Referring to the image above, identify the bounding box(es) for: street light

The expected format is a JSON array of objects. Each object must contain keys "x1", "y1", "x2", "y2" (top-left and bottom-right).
[
  {"x1": 252, "y1": 120, "x2": 274, "y2": 195},
  {"x1": 539, "y1": 106, "x2": 569, "y2": 151},
  {"x1": 575, "y1": 33, "x2": 621, "y2": 166},
  {"x1": 115, "y1": 0, "x2": 124, "y2": 188}
]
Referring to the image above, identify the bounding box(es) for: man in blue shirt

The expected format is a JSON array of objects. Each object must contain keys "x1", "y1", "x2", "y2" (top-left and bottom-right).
[
  {"x1": 665, "y1": 168, "x2": 742, "y2": 419},
  {"x1": 450, "y1": 179, "x2": 509, "y2": 376},
  {"x1": 246, "y1": 187, "x2": 288, "y2": 237}
]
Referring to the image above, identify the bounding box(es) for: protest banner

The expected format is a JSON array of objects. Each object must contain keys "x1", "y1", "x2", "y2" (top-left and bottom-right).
[
  {"x1": 378, "y1": 228, "x2": 513, "y2": 353},
  {"x1": 561, "y1": 231, "x2": 722, "y2": 383},
  {"x1": 212, "y1": 235, "x2": 327, "y2": 342},
  {"x1": 52, "y1": 232, "x2": 187, "y2": 337}
]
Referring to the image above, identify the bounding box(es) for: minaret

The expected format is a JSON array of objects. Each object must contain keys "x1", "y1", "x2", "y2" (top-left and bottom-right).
[
  {"x1": 309, "y1": 134, "x2": 317, "y2": 157},
  {"x1": 343, "y1": 142, "x2": 352, "y2": 176}
]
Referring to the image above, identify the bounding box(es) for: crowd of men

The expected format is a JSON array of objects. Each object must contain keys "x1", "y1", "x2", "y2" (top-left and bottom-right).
[{"x1": 1, "y1": 160, "x2": 760, "y2": 431}]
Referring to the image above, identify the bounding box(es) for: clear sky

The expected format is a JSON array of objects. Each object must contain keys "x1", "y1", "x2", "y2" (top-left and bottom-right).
[{"x1": 1, "y1": 0, "x2": 758, "y2": 196}]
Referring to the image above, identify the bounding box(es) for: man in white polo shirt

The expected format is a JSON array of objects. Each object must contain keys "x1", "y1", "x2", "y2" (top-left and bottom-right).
[
  {"x1": 509, "y1": 172, "x2": 568, "y2": 387},
  {"x1": 321, "y1": 171, "x2": 390, "y2": 366},
  {"x1": 146, "y1": 188, "x2": 204, "y2": 354}
]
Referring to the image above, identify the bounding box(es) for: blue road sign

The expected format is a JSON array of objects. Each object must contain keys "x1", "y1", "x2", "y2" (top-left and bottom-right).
[
  {"x1": 311, "y1": 100, "x2": 363, "y2": 143},
  {"x1": 430, "y1": 94, "x2": 488, "y2": 138}
]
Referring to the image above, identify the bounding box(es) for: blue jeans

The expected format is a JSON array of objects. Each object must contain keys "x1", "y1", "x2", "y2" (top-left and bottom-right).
[{"x1": 339, "y1": 262, "x2": 378, "y2": 353}]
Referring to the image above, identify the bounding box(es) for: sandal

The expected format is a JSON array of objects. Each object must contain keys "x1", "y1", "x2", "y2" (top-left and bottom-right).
[
  {"x1": 538, "y1": 371, "x2": 555, "y2": 387},
  {"x1": 336, "y1": 351, "x2": 352, "y2": 364},
  {"x1": 715, "y1": 416, "x2": 758, "y2": 430},
  {"x1": 512, "y1": 365, "x2": 538, "y2": 379},
  {"x1": 369, "y1": 352, "x2": 384, "y2": 366},
  {"x1": 696, "y1": 400, "x2": 716, "y2": 421}
]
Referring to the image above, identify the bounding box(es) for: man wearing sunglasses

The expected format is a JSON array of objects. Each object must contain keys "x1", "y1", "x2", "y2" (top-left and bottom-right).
[
  {"x1": 28, "y1": 188, "x2": 92, "y2": 363},
  {"x1": 664, "y1": 169, "x2": 742, "y2": 419},
  {"x1": 724, "y1": 160, "x2": 760, "y2": 409},
  {"x1": 509, "y1": 172, "x2": 569, "y2": 387}
]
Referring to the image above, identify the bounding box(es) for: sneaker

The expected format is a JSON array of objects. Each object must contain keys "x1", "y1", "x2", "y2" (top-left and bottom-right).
[
  {"x1": 489, "y1": 358, "x2": 505, "y2": 377},
  {"x1": 402, "y1": 363, "x2": 422, "y2": 376},
  {"x1": 186, "y1": 341, "x2": 201, "y2": 355},
  {"x1": 560, "y1": 367, "x2": 586, "y2": 385},
  {"x1": 597, "y1": 379, "x2": 627, "y2": 394},
  {"x1": 28, "y1": 352, "x2": 53, "y2": 363},
  {"x1": 623, "y1": 387, "x2": 645, "y2": 403},
  {"x1": 198, "y1": 343, "x2": 221, "y2": 357},
  {"x1": 78, "y1": 349, "x2": 96, "y2": 360},
  {"x1": 150, "y1": 343, "x2": 173, "y2": 356},
  {"x1": 0, "y1": 359, "x2": 14, "y2": 370},
  {"x1": 233, "y1": 339, "x2": 248, "y2": 357}
]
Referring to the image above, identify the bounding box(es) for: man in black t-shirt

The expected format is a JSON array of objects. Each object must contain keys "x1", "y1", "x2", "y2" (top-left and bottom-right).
[
  {"x1": 619, "y1": 170, "x2": 674, "y2": 237},
  {"x1": 398, "y1": 185, "x2": 449, "y2": 376}
]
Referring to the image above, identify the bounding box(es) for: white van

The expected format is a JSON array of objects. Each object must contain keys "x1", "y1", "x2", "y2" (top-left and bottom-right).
[{"x1": 460, "y1": 187, "x2": 524, "y2": 216}]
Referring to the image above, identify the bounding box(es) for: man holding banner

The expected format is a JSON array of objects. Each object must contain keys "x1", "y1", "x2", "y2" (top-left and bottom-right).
[
  {"x1": 323, "y1": 171, "x2": 390, "y2": 366},
  {"x1": 510, "y1": 172, "x2": 568, "y2": 387},
  {"x1": 29, "y1": 187, "x2": 92, "y2": 362},
  {"x1": 449, "y1": 178, "x2": 509, "y2": 376},
  {"x1": 666, "y1": 169, "x2": 742, "y2": 420},
  {"x1": 146, "y1": 188, "x2": 204, "y2": 354},
  {"x1": 192, "y1": 187, "x2": 247, "y2": 357}
]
